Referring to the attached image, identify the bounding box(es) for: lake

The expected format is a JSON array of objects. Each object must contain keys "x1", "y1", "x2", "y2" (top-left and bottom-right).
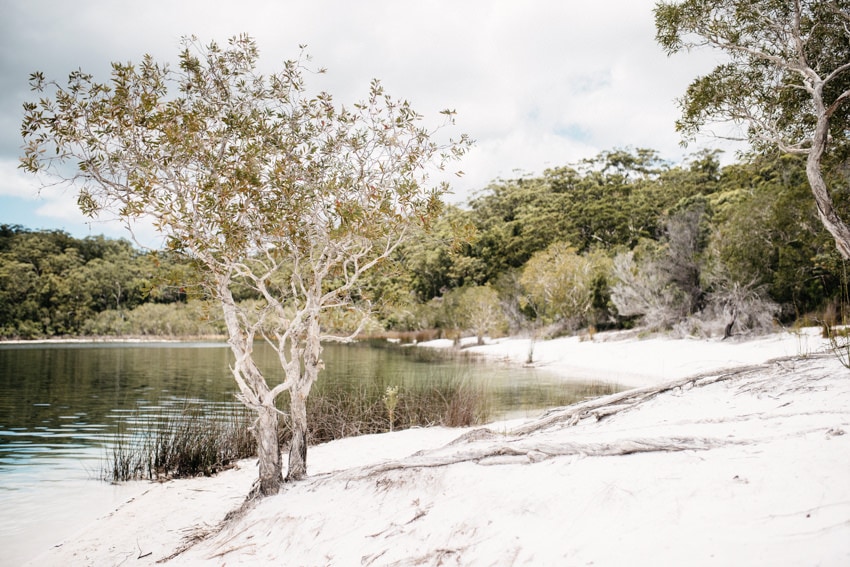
[{"x1": 0, "y1": 341, "x2": 619, "y2": 565}]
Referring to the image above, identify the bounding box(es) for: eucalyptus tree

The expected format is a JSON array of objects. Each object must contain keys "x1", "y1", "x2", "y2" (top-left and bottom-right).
[
  {"x1": 20, "y1": 35, "x2": 470, "y2": 496},
  {"x1": 655, "y1": 0, "x2": 850, "y2": 258}
]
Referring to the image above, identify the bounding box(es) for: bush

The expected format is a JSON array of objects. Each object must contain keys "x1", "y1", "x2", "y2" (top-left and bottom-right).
[
  {"x1": 611, "y1": 247, "x2": 688, "y2": 330},
  {"x1": 437, "y1": 285, "x2": 508, "y2": 344},
  {"x1": 520, "y1": 242, "x2": 611, "y2": 332}
]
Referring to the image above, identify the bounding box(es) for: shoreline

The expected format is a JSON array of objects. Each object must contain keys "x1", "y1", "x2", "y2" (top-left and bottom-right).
[
  {"x1": 418, "y1": 326, "x2": 833, "y2": 388},
  {"x1": 1, "y1": 324, "x2": 827, "y2": 386},
  {"x1": 0, "y1": 335, "x2": 228, "y2": 345},
  {"x1": 22, "y1": 327, "x2": 850, "y2": 565}
]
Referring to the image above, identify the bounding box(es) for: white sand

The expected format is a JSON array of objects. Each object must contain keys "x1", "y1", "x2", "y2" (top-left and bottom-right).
[
  {"x1": 427, "y1": 326, "x2": 831, "y2": 387},
  {"x1": 26, "y1": 328, "x2": 850, "y2": 566}
]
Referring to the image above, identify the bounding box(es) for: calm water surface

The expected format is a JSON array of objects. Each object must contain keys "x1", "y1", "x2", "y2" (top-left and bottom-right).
[{"x1": 0, "y1": 341, "x2": 619, "y2": 565}]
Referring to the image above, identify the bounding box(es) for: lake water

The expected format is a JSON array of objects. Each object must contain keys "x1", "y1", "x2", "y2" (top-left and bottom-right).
[{"x1": 0, "y1": 341, "x2": 619, "y2": 565}]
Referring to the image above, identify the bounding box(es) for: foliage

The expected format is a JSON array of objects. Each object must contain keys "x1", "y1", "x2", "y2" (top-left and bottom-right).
[
  {"x1": 0, "y1": 225, "x2": 165, "y2": 338},
  {"x1": 435, "y1": 284, "x2": 508, "y2": 344},
  {"x1": 83, "y1": 300, "x2": 225, "y2": 337},
  {"x1": 20, "y1": 35, "x2": 470, "y2": 495},
  {"x1": 703, "y1": 277, "x2": 780, "y2": 337},
  {"x1": 611, "y1": 200, "x2": 713, "y2": 330},
  {"x1": 519, "y1": 242, "x2": 611, "y2": 331},
  {"x1": 611, "y1": 244, "x2": 687, "y2": 330},
  {"x1": 655, "y1": 0, "x2": 850, "y2": 258},
  {"x1": 395, "y1": 205, "x2": 482, "y2": 301},
  {"x1": 6, "y1": 146, "x2": 846, "y2": 343},
  {"x1": 456, "y1": 149, "x2": 724, "y2": 290},
  {"x1": 465, "y1": 149, "x2": 665, "y2": 281},
  {"x1": 709, "y1": 154, "x2": 844, "y2": 319}
]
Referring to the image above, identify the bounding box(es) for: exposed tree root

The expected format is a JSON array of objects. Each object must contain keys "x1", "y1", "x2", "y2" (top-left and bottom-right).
[
  {"x1": 512, "y1": 365, "x2": 763, "y2": 436},
  {"x1": 347, "y1": 435, "x2": 738, "y2": 480}
]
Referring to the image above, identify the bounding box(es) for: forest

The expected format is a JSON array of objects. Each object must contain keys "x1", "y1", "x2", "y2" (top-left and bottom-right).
[{"x1": 2, "y1": 147, "x2": 846, "y2": 341}]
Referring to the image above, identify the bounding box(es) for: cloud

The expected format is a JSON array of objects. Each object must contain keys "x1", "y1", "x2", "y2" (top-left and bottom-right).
[
  {"x1": 0, "y1": 159, "x2": 163, "y2": 246},
  {"x1": 1, "y1": 0, "x2": 745, "y2": 232}
]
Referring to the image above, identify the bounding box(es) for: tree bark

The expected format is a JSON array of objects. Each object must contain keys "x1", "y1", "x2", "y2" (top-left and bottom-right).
[
  {"x1": 254, "y1": 403, "x2": 283, "y2": 496},
  {"x1": 723, "y1": 306, "x2": 737, "y2": 340},
  {"x1": 286, "y1": 387, "x2": 309, "y2": 482},
  {"x1": 218, "y1": 279, "x2": 284, "y2": 497},
  {"x1": 807, "y1": 89, "x2": 850, "y2": 260},
  {"x1": 285, "y1": 315, "x2": 322, "y2": 482},
  {"x1": 807, "y1": 163, "x2": 850, "y2": 260}
]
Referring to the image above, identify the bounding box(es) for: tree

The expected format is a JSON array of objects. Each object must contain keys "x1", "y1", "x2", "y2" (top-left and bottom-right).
[
  {"x1": 655, "y1": 0, "x2": 850, "y2": 258},
  {"x1": 20, "y1": 35, "x2": 470, "y2": 496},
  {"x1": 456, "y1": 285, "x2": 507, "y2": 344},
  {"x1": 709, "y1": 154, "x2": 843, "y2": 318},
  {"x1": 519, "y1": 242, "x2": 605, "y2": 330},
  {"x1": 439, "y1": 285, "x2": 506, "y2": 345},
  {"x1": 610, "y1": 200, "x2": 713, "y2": 330},
  {"x1": 396, "y1": 205, "x2": 482, "y2": 301},
  {"x1": 611, "y1": 246, "x2": 683, "y2": 329}
]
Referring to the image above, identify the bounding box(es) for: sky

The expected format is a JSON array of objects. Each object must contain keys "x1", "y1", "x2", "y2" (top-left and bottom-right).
[{"x1": 0, "y1": 0, "x2": 741, "y2": 246}]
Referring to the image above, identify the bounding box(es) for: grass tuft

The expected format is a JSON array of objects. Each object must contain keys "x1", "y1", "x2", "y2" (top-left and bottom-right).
[{"x1": 103, "y1": 404, "x2": 255, "y2": 482}]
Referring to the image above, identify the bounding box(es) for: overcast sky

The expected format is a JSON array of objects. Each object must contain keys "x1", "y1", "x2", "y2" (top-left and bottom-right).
[{"x1": 0, "y1": 0, "x2": 739, "y2": 245}]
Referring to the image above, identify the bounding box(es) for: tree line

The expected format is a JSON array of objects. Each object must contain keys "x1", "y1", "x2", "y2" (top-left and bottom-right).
[
  {"x1": 0, "y1": 226, "x2": 229, "y2": 338},
  {"x1": 387, "y1": 148, "x2": 846, "y2": 340},
  {"x1": 2, "y1": 148, "x2": 844, "y2": 341}
]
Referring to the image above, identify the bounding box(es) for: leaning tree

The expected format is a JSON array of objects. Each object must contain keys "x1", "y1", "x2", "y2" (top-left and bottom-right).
[
  {"x1": 20, "y1": 35, "x2": 470, "y2": 496},
  {"x1": 655, "y1": 0, "x2": 850, "y2": 258}
]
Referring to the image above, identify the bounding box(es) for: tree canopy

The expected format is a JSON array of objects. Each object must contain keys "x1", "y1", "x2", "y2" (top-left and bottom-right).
[{"x1": 20, "y1": 35, "x2": 470, "y2": 496}]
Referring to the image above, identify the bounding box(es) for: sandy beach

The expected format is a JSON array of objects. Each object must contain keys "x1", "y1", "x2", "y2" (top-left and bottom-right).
[{"x1": 24, "y1": 327, "x2": 850, "y2": 566}]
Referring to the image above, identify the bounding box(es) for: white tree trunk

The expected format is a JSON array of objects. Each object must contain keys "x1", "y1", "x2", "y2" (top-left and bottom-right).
[
  {"x1": 286, "y1": 387, "x2": 309, "y2": 482},
  {"x1": 806, "y1": 85, "x2": 850, "y2": 260},
  {"x1": 218, "y1": 277, "x2": 284, "y2": 495},
  {"x1": 285, "y1": 319, "x2": 321, "y2": 482},
  {"x1": 254, "y1": 404, "x2": 283, "y2": 496}
]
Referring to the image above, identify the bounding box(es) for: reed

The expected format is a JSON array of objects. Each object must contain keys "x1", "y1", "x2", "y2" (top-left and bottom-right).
[
  {"x1": 104, "y1": 371, "x2": 490, "y2": 481},
  {"x1": 103, "y1": 404, "x2": 255, "y2": 482},
  {"x1": 294, "y1": 371, "x2": 489, "y2": 444}
]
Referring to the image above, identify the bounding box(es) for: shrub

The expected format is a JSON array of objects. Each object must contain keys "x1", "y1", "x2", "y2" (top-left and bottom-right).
[{"x1": 518, "y1": 242, "x2": 612, "y2": 334}]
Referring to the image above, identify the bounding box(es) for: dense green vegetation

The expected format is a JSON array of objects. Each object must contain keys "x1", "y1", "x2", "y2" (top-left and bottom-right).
[
  {"x1": 0, "y1": 227, "x2": 211, "y2": 338},
  {"x1": 2, "y1": 149, "x2": 846, "y2": 341},
  {"x1": 386, "y1": 149, "x2": 846, "y2": 338}
]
